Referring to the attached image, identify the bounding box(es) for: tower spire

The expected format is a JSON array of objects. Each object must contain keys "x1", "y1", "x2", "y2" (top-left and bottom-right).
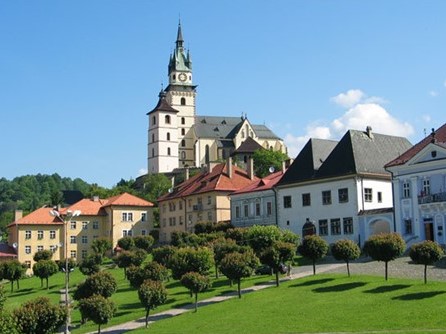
[{"x1": 176, "y1": 20, "x2": 184, "y2": 49}]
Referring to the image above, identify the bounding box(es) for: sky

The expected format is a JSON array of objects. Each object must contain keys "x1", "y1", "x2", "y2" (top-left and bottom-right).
[{"x1": 1, "y1": 1, "x2": 446, "y2": 188}]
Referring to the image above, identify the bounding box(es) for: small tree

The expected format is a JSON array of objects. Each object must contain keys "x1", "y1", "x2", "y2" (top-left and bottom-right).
[
  {"x1": 78, "y1": 294, "x2": 116, "y2": 334},
  {"x1": 138, "y1": 280, "x2": 168, "y2": 328},
  {"x1": 3, "y1": 260, "x2": 26, "y2": 292},
  {"x1": 127, "y1": 262, "x2": 169, "y2": 288},
  {"x1": 32, "y1": 260, "x2": 59, "y2": 289},
  {"x1": 180, "y1": 272, "x2": 212, "y2": 312},
  {"x1": 117, "y1": 236, "x2": 135, "y2": 250},
  {"x1": 298, "y1": 235, "x2": 329, "y2": 275},
  {"x1": 169, "y1": 247, "x2": 214, "y2": 280},
  {"x1": 224, "y1": 227, "x2": 249, "y2": 246},
  {"x1": 260, "y1": 241, "x2": 295, "y2": 286},
  {"x1": 152, "y1": 245, "x2": 177, "y2": 267},
  {"x1": 134, "y1": 235, "x2": 155, "y2": 252},
  {"x1": 79, "y1": 254, "x2": 102, "y2": 276},
  {"x1": 363, "y1": 233, "x2": 405, "y2": 280},
  {"x1": 331, "y1": 239, "x2": 361, "y2": 277},
  {"x1": 211, "y1": 238, "x2": 240, "y2": 279},
  {"x1": 13, "y1": 297, "x2": 67, "y2": 334},
  {"x1": 114, "y1": 249, "x2": 147, "y2": 278},
  {"x1": 73, "y1": 271, "x2": 117, "y2": 301},
  {"x1": 409, "y1": 240, "x2": 444, "y2": 284},
  {"x1": 33, "y1": 249, "x2": 53, "y2": 262},
  {"x1": 246, "y1": 225, "x2": 282, "y2": 256},
  {"x1": 252, "y1": 149, "x2": 288, "y2": 178},
  {"x1": 91, "y1": 237, "x2": 112, "y2": 257},
  {"x1": 219, "y1": 250, "x2": 259, "y2": 298}
]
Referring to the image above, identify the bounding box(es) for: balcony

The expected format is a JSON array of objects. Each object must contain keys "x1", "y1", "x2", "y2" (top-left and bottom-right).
[
  {"x1": 418, "y1": 192, "x2": 446, "y2": 204},
  {"x1": 418, "y1": 191, "x2": 446, "y2": 214}
]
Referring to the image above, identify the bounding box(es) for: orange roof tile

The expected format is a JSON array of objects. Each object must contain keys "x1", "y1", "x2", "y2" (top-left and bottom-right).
[
  {"x1": 7, "y1": 207, "x2": 64, "y2": 227},
  {"x1": 231, "y1": 170, "x2": 285, "y2": 195},
  {"x1": 64, "y1": 198, "x2": 107, "y2": 216},
  {"x1": 158, "y1": 163, "x2": 258, "y2": 202},
  {"x1": 102, "y1": 192, "x2": 154, "y2": 207}
]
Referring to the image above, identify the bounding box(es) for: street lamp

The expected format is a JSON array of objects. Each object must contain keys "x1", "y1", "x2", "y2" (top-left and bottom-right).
[{"x1": 50, "y1": 209, "x2": 81, "y2": 334}]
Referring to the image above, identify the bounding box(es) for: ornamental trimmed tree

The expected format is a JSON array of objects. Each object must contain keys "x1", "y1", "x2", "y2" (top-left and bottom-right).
[
  {"x1": 363, "y1": 232, "x2": 406, "y2": 281},
  {"x1": 211, "y1": 238, "x2": 240, "y2": 279},
  {"x1": 91, "y1": 237, "x2": 112, "y2": 257},
  {"x1": 134, "y1": 235, "x2": 155, "y2": 252},
  {"x1": 79, "y1": 254, "x2": 102, "y2": 276},
  {"x1": 409, "y1": 240, "x2": 444, "y2": 284},
  {"x1": 138, "y1": 280, "x2": 168, "y2": 328},
  {"x1": 3, "y1": 259, "x2": 26, "y2": 292},
  {"x1": 180, "y1": 272, "x2": 212, "y2": 312},
  {"x1": 33, "y1": 249, "x2": 53, "y2": 262},
  {"x1": 331, "y1": 239, "x2": 361, "y2": 277},
  {"x1": 32, "y1": 260, "x2": 59, "y2": 289},
  {"x1": 298, "y1": 235, "x2": 329, "y2": 275},
  {"x1": 13, "y1": 296, "x2": 67, "y2": 334},
  {"x1": 78, "y1": 294, "x2": 116, "y2": 334},
  {"x1": 127, "y1": 262, "x2": 169, "y2": 288},
  {"x1": 152, "y1": 245, "x2": 177, "y2": 267},
  {"x1": 114, "y1": 249, "x2": 147, "y2": 278},
  {"x1": 74, "y1": 271, "x2": 117, "y2": 301},
  {"x1": 260, "y1": 241, "x2": 295, "y2": 286},
  {"x1": 246, "y1": 225, "x2": 283, "y2": 257},
  {"x1": 219, "y1": 249, "x2": 259, "y2": 298},
  {"x1": 168, "y1": 247, "x2": 214, "y2": 280},
  {"x1": 117, "y1": 236, "x2": 135, "y2": 250}
]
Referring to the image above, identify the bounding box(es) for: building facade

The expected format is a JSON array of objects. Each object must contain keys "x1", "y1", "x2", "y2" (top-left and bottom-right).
[
  {"x1": 147, "y1": 23, "x2": 285, "y2": 174},
  {"x1": 386, "y1": 124, "x2": 446, "y2": 247},
  {"x1": 6, "y1": 193, "x2": 155, "y2": 272}
]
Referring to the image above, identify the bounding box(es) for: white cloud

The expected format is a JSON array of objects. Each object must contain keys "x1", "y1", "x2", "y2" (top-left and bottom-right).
[
  {"x1": 422, "y1": 114, "x2": 431, "y2": 123},
  {"x1": 330, "y1": 89, "x2": 364, "y2": 108},
  {"x1": 429, "y1": 90, "x2": 438, "y2": 97},
  {"x1": 284, "y1": 124, "x2": 331, "y2": 158},
  {"x1": 137, "y1": 168, "x2": 147, "y2": 177}
]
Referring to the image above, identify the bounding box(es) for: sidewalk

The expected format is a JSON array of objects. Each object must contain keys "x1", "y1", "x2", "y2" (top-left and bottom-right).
[{"x1": 84, "y1": 263, "x2": 344, "y2": 334}]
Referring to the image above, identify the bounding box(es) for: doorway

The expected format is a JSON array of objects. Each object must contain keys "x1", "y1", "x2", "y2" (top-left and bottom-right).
[{"x1": 424, "y1": 222, "x2": 434, "y2": 241}]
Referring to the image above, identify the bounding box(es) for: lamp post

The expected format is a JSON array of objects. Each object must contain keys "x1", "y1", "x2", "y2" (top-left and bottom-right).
[{"x1": 50, "y1": 209, "x2": 81, "y2": 334}]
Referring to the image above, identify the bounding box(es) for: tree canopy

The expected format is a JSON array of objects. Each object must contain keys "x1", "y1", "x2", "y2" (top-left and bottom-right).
[{"x1": 252, "y1": 149, "x2": 288, "y2": 178}]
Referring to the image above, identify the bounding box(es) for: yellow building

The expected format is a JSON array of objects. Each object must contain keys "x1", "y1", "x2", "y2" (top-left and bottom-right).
[
  {"x1": 6, "y1": 192, "x2": 155, "y2": 272},
  {"x1": 158, "y1": 158, "x2": 257, "y2": 243}
]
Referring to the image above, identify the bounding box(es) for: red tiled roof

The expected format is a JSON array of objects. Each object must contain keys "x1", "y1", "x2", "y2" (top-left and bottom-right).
[
  {"x1": 7, "y1": 207, "x2": 64, "y2": 227},
  {"x1": 158, "y1": 163, "x2": 258, "y2": 201},
  {"x1": 231, "y1": 170, "x2": 285, "y2": 195},
  {"x1": 102, "y1": 192, "x2": 154, "y2": 207},
  {"x1": 0, "y1": 243, "x2": 17, "y2": 258},
  {"x1": 63, "y1": 198, "x2": 107, "y2": 216},
  {"x1": 386, "y1": 123, "x2": 446, "y2": 167}
]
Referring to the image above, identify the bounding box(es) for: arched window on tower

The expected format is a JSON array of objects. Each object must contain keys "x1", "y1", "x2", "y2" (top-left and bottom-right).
[
  {"x1": 181, "y1": 128, "x2": 185, "y2": 135},
  {"x1": 181, "y1": 98, "x2": 186, "y2": 106},
  {"x1": 181, "y1": 117, "x2": 185, "y2": 125},
  {"x1": 205, "y1": 145, "x2": 210, "y2": 165},
  {"x1": 181, "y1": 151, "x2": 186, "y2": 160},
  {"x1": 152, "y1": 148, "x2": 155, "y2": 157},
  {"x1": 181, "y1": 139, "x2": 186, "y2": 147},
  {"x1": 167, "y1": 147, "x2": 171, "y2": 156},
  {"x1": 165, "y1": 115, "x2": 171, "y2": 124},
  {"x1": 167, "y1": 132, "x2": 170, "y2": 141},
  {"x1": 152, "y1": 134, "x2": 155, "y2": 143},
  {"x1": 152, "y1": 116, "x2": 156, "y2": 125}
]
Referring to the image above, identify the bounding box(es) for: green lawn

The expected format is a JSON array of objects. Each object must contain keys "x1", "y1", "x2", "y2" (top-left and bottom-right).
[{"x1": 129, "y1": 274, "x2": 446, "y2": 334}]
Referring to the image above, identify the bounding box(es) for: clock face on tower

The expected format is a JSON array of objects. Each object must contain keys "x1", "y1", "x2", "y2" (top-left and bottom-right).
[{"x1": 178, "y1": 73, "x2": 187, "y2": 82}]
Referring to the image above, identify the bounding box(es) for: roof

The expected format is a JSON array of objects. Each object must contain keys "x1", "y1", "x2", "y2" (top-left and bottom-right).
[
  {"x1": 277, "y1": 138, "x2": 338, "y2": 186},
  {"x1": 62, "y1": 198, "x2": 107, "y2": 216},
  {"x1": 386, "y1": 123, "x2": 446, "y2": 167},
  {"x1": 0, "y1": 243, "x2": 17, "y2": 258},
  {"x1": 158, "y1": 163, "x2": 258, "y2": 201},
  {"x1": 147, "y1": 91, "x2": 179, "y2": 115},
  {"x1": 231, "y1": 170, "x2": 285, "y2": 195},
  {"x1": 7, "y1": 207, "x2": 64, "y2": 227},
  {"x1": 358, "y1": 208, "x2": 393, "y2": 215},
  {"x1": 232, "y1": 137, "x2": 264, "y2": 155},
  {"x1": 102, "y1": 192, "x2": 154, "y2": 208}
]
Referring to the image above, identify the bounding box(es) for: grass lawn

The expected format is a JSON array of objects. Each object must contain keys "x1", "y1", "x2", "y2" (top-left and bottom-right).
[{"x1": 129, "y1": 274, "x2": 446, "y2": 334}]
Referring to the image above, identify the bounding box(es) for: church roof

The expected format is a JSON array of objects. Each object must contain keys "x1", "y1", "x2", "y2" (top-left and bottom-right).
[
  {"x1": 232, "y1": 137, "x2": 264, "y2": 155},
  {"x1": 385, "y1": 123, "x2": 446, "y2": 168},
  {"x1": 147, "y1": 91, "x2": 179, "y2": 115}
]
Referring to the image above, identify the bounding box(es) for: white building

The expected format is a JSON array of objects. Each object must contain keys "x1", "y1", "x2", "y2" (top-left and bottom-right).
[
  {"x1": 147, "y1": 23, "x2": 285, "y2": 174},
  {"x1": 385, "y1": 124, "x2": 446, "y2": 247},
  {"x1": 276, "y1": 128, "x2": 412, "y2": 246}
]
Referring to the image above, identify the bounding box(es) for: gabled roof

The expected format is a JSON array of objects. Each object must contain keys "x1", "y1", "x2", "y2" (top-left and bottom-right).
[
  {"x1": 147, "y1": 91, "x2": 179, "y2": 115},
  {"x1": 8, "y1": 207, "x2": 64, "y2": 227},
  {"x1": 277, "y1": 138, "x2": 338, "y2": 186},
  {"x1": 232, "y1": 137, "x2": 264, "y2": 155},
  {"x1": 386, "y1": 123, "x2": 446, "y2": 168},
  {"x1": 63, "y1": 198, "x2": 107, "y2": 216},
  {"x1": 158, "y1": 163, "x2": 258, "y2": 201},
  {"x1": 102, "y1": 192, "x2": 154, "y2": 208},
  {"x1": 231, "y1": 170, "x2": 285, "y2": 195}
]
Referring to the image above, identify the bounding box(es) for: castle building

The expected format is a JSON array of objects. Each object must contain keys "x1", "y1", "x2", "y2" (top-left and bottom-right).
[{"x1": 147, "y1": 23, "x2": 286, "y2": 174}]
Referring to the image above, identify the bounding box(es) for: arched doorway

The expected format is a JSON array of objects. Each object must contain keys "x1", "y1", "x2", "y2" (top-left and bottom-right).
[
  {"x1": 302, "y1": 219, "x2": 316, "y2": 237},
  {"x1": 369, "y1": 219, "x2": 390, "y2": 235}
]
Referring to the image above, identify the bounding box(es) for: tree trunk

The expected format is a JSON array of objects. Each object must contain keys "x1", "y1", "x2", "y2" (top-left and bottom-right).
[
  {"x1": 237, "y1": 279, "x2": 241, "y2": 298},
  {"x1": 98, "y1": 323, "x2": 101, "y2": 334},
  {"x1": 312, "y1": 260, "x2": 316, "y2": 275},
  {"x1": 40, "y1": 278, "x2": 43, "y2": 288},
  {"x1": 385, "y1": 261, "x2": 388, "y2": 281},
  {"x1": 275, "y1": 271, "x2": 279, "y2": 287},
  {"x1": 215, "y1": 264, "x2": 219, "y2": 279},
  {"x1": 145, "y1": 309, "x2": 150, "y2": 328},
  {"x1": 10, "y1": 281, "x2": 13, "y2": 293},
  {"x1": 194, "y1": 292, "x2": 198, "y2": 312},
  {"x1": 16, "y1": 279, "x2": 20, "y2": 290},
  {"x1": 46, "y1": 278, "x2": 49, "y2": 289},
  {"x1": 424, "y1": 264, "x2": 427, "y2": 284},
  {"x1": 347, "y1": 260, "x2": 350, "y2": 277}
]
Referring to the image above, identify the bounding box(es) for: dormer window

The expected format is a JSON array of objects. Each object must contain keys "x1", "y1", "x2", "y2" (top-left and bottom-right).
[{"x1": 432, "y1": 151, "x2": 437, "y2": 158}]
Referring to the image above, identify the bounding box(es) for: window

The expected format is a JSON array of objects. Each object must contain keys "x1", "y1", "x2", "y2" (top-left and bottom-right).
[
  {"x1": 38, "y1": 230, "x2": 43, "y2": 239},
  {"x1": 167, "y1": 132, "x2": 170, "y2": 141},
  {"x1": 302, "y1": 193, "x2": 311, "y2": 206},
  {"x1": 283, "y1": 196, "x2": 292, "y2": 208},
  {"x1": 152, "y1": 148, "x2": 155, "y2": 157},
  {"x1": 181, "y1": 139, "x2": 186, "y2": 147},
  {"x1": 207, "y1": 211, "x2": 212, "y2": 221},
  {"x1": 181, "y1": 117, "x2": 185, "y2": 124},
  {"x1": 152, "y1": 116, "x2": 156, "y2": 125},
  {"x1": 207, "y1": 196, "x2": 212, "y2": 205},
  {"x1": 82, "y1": 221, "x2": 88, "y2": 230},
  {"x1": 50, "y1": 245, "x2": 57, "y2": 252},
  {"x1": 404, "y1": 219, "x2": 413, "y2": 234},
  {"x1": 364, "y1": 188, "x2": 372, "y2": 202},
  {"x1": 141, "y1": 213, "x2": 147, "y2": 222},
  {"x1": 93, "y1": 221, "x2": 99, "y2": 229},
  {"x1": 70, "y1": 236, "x2": 76, "y2": 244},
  {"x1": 152, "y1": 133, "x2": 155, "y2": 143},
  {"x1": 25, "y1": 230, "x2": 31, "y2": 239},
  {"x1": 188, "y1": 199, "x2": 192, "y2": 208},
  {"x1": 141, "y1": 230, "x2": 147, "y2": 236},
  {"x1": 181, "y1": 97, "x2": 186, "y2": 105},
  {"x1": 25, "y1": 261, "x2": 31, "y2": 269},
  {"x1": 162, "y1": 218, "x2": 166, "y2": 227},
  {"x1": 165, "y1": 115, "x2": 171, "y2": 124},
  {"x1": 25, "y1": 246, "x2": 31, "y2": 254},
  {"x1": 422, "y1": 179, "x2": 430, "y2": 195},
  {"x1": 122, "y1": 212, "x2": 133, "y2": 222},
  {"x1": 322, "y1": 191, "x2": 331, "y2": 205},
  {"x1": 70, "y1": 250, "x2": 77, "y2": 259},
  {"x1": 50, "y1": 230, "x2": 56, "y2": 239},
  {"x1": 235, "y1": 206, "x2": 241, "y2": 219},
  {"x1": 167, "y1": 147, "x2": 171, "y2": 156},
  {"x1": 82, "y1": 250, "x2": 87, "y2": 259},
  {"x1": 243, "y1": 203, "x2": 249, "y2": 217},
  {"x1": 330, "y1": 219, "x2": 341, "y2": 235},
  {"x1": 338, "y1": 188, "x2": 349, "y2": 203},
  {"x1": 179, "y1": 201, "x2": 183, "y2": 210},
  {"x1": 37, "y1": 246, "x2": 43, "y2": 252},
  {"x1": 255, "y1": 202, "x2": 261, "y2": 216},
  {"x1": 82, "y1": 236, "x2": 88, "y2": 244},
  {"x1": 318, "y1": 220, "x2": 328, "y2": 236},
  {"x1": 343, "y1": 217, "x2": 353, "y2": 234},
  {"x1": 70, "y1": 221, "x2": 76, "y2": 229},
  {"x1": 266, "y1": 202, "x2": 272, "y2": 216},
  {"x1": 179, "y1": 216, "x2": 183, "y2": 225},
  {"x1": 377, "y1": 192, "x2": 382, "y2": 203},
  {"x1": 403, "y1": 181, "x2": 410, "y2": 198},
  {"x1": 181, "y1": 128, "x2": 186, "y2": 135}
]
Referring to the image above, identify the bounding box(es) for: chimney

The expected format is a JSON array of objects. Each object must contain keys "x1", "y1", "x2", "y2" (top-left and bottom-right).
[
  {"x1": 226, "y1": 156, "x2": 233, "y2": 178},
  {"x1": 185, "y1": 167, "x2": 190, "y2": 181},
  {"x1": 282, "y1": 160, "x2": 286, "y2": 173},
  {"x1": 247, "y1": 156, "x2": 254, "y2": 180},
  {"x1": 208, "y1": 161, "x2": 218, "y2": 173},
  {"x1": 14, "y1": 210, "x2": 23, "y2": 221},
  {"x1": 93, "y1": 196, "x2": 99, "y2": 202},
  {"x1": 366, "y1": 126, "x2": 373, "y2": 139}
]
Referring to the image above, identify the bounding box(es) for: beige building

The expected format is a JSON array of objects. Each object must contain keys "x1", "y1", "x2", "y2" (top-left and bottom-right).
[
  {"x1": 6, "y1": 192, "x2": 155, "y2": 272},
  {"x1": 157, "y1": 159, "x2": 258, "y2": 243}
]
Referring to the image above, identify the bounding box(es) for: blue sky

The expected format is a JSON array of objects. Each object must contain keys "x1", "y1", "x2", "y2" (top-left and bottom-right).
[{"x1": 1, "y1": 1, "x2": 445, "y2": 187}]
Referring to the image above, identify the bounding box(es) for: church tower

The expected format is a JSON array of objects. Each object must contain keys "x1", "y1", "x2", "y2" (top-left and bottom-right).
[{"x1": 147, "y1": 22, "x2": 196, "y2": 174}]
